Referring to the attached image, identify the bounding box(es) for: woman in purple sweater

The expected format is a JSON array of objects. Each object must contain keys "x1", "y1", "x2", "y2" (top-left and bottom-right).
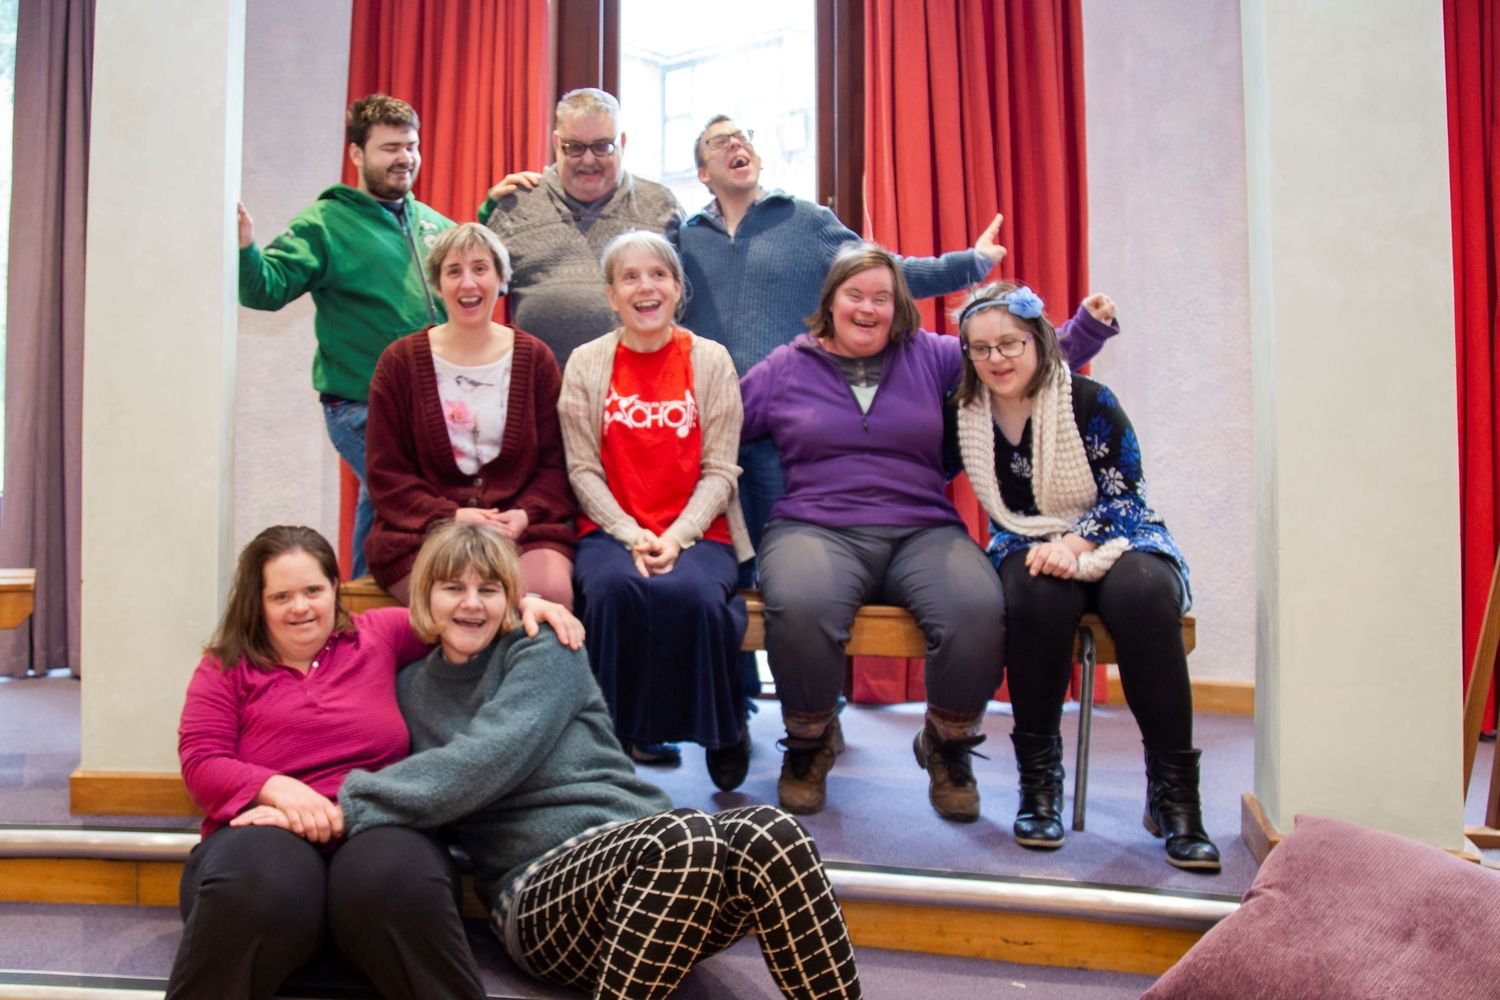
[
  {"x1": 739, "y1": 243, "x2": 1116, "y2": 823},
  {"x1": 365, "y1": 223, "x2": 576, "y2": 606}
]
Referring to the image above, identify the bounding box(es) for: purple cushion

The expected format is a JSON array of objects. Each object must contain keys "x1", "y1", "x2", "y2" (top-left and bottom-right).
[{"x1": 1143, "y1": 815, "x2": 1500, "y2": 1000}]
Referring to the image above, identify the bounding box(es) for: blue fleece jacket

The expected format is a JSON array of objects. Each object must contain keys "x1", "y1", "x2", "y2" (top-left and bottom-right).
[{"x1": 674, "y1": 190, "x2": 992, "y2": 375}]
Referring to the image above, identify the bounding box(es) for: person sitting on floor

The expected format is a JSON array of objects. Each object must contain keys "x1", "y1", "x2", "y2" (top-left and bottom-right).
[
  {"x1": 947, "y1": 281, "x2": 1219, "y2": 871},
  {"x1": 170, "y1": 525, "x2": 579, "y2": 1000},
  {"x1": 558, "y1": 230, "x2": 754, "y2": 788},
  {"x1": 337, "y1": 521, "x2": 863, "y2": 1000},
  {"x1": 364, "y1": 222, "x2": 575, "y2": 607}
]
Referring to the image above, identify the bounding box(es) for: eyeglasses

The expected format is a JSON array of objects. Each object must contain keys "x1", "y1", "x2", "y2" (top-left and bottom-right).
[
  {"x1": 962, "y1": 336, "x2": 1033, "y2": 360},
  {"x1": 704, "y1": 129, "x2": 754, "y2": 151},
  {"x1": 559, "y1": 138, "x2": 618, "y2": 158}
]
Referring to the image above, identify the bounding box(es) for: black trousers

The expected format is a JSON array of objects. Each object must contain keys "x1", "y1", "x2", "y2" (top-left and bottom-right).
[
  {"x1": 1000, "y1": 549, "x2": 1193, "y2": 749},
  {"x1": 165, "y1": 824, "x2": 485, "y2": 1000}
]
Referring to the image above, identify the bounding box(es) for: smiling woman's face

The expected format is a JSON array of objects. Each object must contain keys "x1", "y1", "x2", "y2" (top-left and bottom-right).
[
  {"x1": 824, "y1": 265, "x2": 896, "y2": 358},
  {"x1": 604, "y1": 245, "x2": 682, "y2": 339},
  {"x1": 429, "y1": 567, "x2": 509, "y2": 664},
  {"x1": 261, "y1": 550, "x2": 337, "y2": 667}
]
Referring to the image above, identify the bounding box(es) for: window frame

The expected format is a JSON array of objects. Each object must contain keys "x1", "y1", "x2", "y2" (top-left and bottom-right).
[{"x1": 551, "y1": 0, "x2": 863, "y2": 231}]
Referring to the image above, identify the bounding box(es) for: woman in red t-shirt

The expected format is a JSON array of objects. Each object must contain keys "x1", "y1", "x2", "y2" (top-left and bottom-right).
[{"x1": 559, "y1": 231, "x2": 755, "y2": 791}]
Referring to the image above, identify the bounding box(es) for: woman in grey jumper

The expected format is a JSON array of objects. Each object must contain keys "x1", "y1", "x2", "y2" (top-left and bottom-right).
[{"x1": 337, "y1": 521, "x2": 862, "y2": 1000}]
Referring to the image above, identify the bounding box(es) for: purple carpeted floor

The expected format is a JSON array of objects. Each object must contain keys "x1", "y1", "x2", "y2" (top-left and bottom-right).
[
  {"x1": 4, "y1": 672, "x2": 1496, "y2": 996},
  {"x1": 655, "y1": 697, "x2": 1260, "y2": 896},
  {"x1": 0, "y1": 903, "x2": 1158, "y2": 998},
  {"x1": 5, "y1": 672, "x2": 1495, "y2": 877}
]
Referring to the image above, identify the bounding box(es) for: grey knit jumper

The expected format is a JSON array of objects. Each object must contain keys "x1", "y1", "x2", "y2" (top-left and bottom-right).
[
  {"x1": 339, "y1": 627, "x2": 672, "y2": 908},
  {"x1": 483, "y1": 167, "x2": 684, "y2": 368}
]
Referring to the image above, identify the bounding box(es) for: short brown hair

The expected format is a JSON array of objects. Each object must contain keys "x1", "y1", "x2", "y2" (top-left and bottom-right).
[
  {"x1": 407, "y1": 522, "x2": 523, "y2": 644},
  {"x1": 346, "y1": 93, "x2": 420, "y2": 148},
  {"x1": 951, "y1": 282, "x2": 1064, "y2": 405},
  {"x1": 693, "y1": 113, "x2": 733, "y2": 169},
  {"x1": 205, "y1": 526, "x2": 351, "y2": 672},
  {"x1": 425, "y1": 223, "x2": 513, "y2": 291},
  {"x1": 805, "y1": 243, "x2": 921, "y2": 347}
]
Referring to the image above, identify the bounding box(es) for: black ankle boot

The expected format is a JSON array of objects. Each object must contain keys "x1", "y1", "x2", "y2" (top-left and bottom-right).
[
  {"x1": 1010, "y1": 731, "x2": 1065, "y2": 849},
  {"x1": 1143, "y1": 747, "x2": 1221, "y2": 872}
]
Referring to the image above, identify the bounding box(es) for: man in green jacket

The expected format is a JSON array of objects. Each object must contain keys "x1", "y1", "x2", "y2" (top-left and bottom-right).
[{"x1": 238, "y1": 94, "x2": 453, "y2": 577}]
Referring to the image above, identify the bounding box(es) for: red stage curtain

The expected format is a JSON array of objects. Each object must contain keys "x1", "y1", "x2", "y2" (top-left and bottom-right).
[
  {"x1": 855, "y1": 0, "x2": 1090, "y2": 704},
  {"x1": 337, "y1": 0, "x2": 550, "y2": 574},
  {"x1": 1445, "y1": 0, "x2": 1500, "y2": 726}
]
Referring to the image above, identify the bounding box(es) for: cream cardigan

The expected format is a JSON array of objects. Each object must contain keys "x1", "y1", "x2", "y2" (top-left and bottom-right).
[{"x1": 559, "y1": 327, "x2": 753, "y2": 562}]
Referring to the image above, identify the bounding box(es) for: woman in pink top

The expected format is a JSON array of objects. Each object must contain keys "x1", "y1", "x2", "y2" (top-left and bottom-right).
[{"x1": 168, "y1": 524, "x2": 579, "y2": 1000}]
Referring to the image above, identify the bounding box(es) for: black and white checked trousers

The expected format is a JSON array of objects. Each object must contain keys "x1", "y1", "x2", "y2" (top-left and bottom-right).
[{"x1": 498, "y1": 805, "x2": 862, "y2": 999}]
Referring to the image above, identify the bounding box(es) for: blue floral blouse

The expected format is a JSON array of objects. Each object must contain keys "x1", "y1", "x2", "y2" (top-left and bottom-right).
[{"x1": 946, "y1": 374, "x2": 1191, "y2": 610}]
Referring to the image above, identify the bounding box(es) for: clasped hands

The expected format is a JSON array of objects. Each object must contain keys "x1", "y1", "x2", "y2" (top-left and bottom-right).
[
  {"x1": 232, "y1": 774, "x2": 341, "y2": 842},
  {"x1": 454, "y1": 505, "x2": 528, "y2": 539},
  {"x1": 631, "y1": 530, "x2": 681, "y2": 578},
  {"x1": 1025, "y1": 534, "x2": 1097, "y2": 580}
]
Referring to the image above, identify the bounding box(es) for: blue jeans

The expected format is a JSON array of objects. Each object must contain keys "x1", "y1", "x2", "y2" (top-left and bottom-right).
[{"x1": 322, "y1": 399, "x2": 373, "y2": 579}]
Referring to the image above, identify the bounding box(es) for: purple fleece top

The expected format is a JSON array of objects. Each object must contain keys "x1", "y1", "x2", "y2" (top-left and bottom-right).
[{"x1": 739, "y1": 306, "x2": 1115, "y2": 529}]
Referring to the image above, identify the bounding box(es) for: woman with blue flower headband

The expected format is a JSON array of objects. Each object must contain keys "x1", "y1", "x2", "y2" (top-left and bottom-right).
[
  {"x1": 740, "y1": 244, "x2": 1118, "y2": 823},
  {"x1": 948, "y1": 282, "x2": 1218, "y2": 871}
]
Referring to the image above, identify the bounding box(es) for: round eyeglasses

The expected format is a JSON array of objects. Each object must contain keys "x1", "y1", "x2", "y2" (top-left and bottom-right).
[
  {"x1": 559, "y1": 138, "x2": 618, "y2": 159},
  {"x1": 962, "y1": 335, "x2": 1033, "y2": 360}
]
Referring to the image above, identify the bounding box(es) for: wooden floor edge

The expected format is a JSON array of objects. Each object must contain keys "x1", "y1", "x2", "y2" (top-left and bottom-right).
[
  {"x1": 1243, "y1": 795, "x2": 1484, "y2": 865},
  {"x1": 0, "y1": 856, "x2": 1197, "y2": 975},
  {"x1": 1239, "y1": 792, "x2": 1281, "y2": 864},
  {"x1": 70, "y1": 768, "x2": 200, "y2": 817},
  {"x1": 840, "y1": 898, "x2": 1197, "y2": 976},
  {"x1": 1107, "y1": 669, "x2": 1254, "y2": 716}
]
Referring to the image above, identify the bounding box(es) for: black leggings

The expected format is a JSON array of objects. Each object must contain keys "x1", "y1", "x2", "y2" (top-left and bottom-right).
[
  {"x1": 502, "y1": 806, "x2": 862, "y2": 999},
  {"x1": 1000, "y1": 550, "x2": 1193, "y2": 749},
  {"x1": 165, "y1": 824, "x2": 485, "y2": 1000}
]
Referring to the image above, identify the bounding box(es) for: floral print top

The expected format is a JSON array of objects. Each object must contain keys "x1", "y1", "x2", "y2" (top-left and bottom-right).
[
  {"x1": 433, "y1": 351, "x2": 513, "y2": 475},
  {"x1": 957, "y1": 373, "x2": 1191, "y2": 609}
]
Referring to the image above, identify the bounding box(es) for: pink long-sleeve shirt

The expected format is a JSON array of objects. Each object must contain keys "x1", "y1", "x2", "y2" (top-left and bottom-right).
[{"x1": 177, "y1": 607, "x2": 429, "y2": 838}]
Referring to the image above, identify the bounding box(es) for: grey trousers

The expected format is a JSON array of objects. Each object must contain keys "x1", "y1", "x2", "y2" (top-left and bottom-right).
[{"x1": 758, "y1": 520, "x2": 1006, "y2": 719}]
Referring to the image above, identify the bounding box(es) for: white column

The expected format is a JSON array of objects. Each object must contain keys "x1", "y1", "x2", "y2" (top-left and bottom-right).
[
  {"x1": 235, "y1": 0, "x2": 351, "y2": 553},
  {"x1": 80, "y1": 0, "x2": 247, "y2": 771},
  {"x1": 1243, "y1": 0, "x2": 1463, "y2": 848}
]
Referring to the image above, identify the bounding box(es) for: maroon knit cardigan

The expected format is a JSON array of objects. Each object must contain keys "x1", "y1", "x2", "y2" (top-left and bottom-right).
[{"x1": 364, "y1": 327, "x2": 577, "y2": 588}]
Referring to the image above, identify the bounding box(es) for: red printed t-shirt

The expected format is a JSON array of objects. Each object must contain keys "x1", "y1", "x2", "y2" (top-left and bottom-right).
[{"x1": 577, "y1": 329, "x2": 732, "y2": 544}]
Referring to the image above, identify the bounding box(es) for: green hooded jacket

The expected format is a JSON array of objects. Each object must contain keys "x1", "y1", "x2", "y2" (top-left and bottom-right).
[{"x1": 239, "y1": 185, "x2": 454, "y2": 401}]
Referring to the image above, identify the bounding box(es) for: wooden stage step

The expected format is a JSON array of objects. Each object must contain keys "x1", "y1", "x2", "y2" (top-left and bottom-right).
[{"x1": 0, "y1": 826, "x2": 1235, "y2": 977}]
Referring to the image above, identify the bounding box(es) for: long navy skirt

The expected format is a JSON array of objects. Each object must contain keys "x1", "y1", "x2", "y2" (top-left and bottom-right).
[{"x1": 573, "y1": 532, "x2": 748, "y2": 750}]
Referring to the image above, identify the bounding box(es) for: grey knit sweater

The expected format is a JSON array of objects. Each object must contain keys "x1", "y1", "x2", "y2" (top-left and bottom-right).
[
  {"x1": 483, "y1": 167, "x2": 684, "y2": 368},
  {"x1": 339, "y1": 627, "x2": 671, "y2": 907}
]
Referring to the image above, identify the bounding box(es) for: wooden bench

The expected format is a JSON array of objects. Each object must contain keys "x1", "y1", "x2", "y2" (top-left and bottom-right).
[
  {"x1": 0, "y1": 568, "x2": 37, "y2": 630},
  {"x1": 340, "y1": 576, "x2": 1197, "y2": 829}
]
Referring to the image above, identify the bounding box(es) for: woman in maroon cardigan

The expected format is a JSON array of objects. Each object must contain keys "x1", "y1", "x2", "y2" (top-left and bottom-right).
[{"x1": 365, "y1": 223, "x2": 576, "y2": 605}]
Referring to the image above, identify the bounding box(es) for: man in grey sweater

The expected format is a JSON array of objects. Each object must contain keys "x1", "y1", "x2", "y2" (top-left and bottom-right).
[{"x1": 480, "y1": 88, "x2": 682, "y2": 368}]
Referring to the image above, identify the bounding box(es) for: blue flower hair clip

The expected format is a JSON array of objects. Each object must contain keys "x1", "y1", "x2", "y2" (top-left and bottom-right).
[
  {"x1": 999, "y1": 286, "x2": 1045, "y2": 319},
  {"x1": 958, "y1": 285, "x2": 1046, "y2": 328}
]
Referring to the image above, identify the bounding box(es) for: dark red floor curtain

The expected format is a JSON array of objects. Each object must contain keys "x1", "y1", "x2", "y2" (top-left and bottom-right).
[
  {"x1": 1446, "y1": 0, "x2": 1500, "y2": 727},
  {"x1": 856, "y1": 0, "x2": 1089, "y2": 703},
  {"x1": 337, "y1": 0, "x2": 550, "y2": 573}
]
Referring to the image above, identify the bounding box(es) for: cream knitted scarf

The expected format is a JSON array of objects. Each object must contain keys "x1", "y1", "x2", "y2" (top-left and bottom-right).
[{"x1": 956, "y1": 364, "x2": 1129, "y2": 581}]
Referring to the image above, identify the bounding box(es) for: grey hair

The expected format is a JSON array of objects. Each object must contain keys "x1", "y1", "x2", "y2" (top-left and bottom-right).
[
  {"x1": 556, "y1": 88, "x2": 620, "y2": 129},
  {"x1": 600, "y1": 230, "x2": 688, "y2": 320}
]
